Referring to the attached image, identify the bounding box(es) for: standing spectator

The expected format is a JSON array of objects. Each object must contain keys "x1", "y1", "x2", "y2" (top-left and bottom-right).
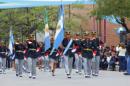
[
  {"x1": 124, "y1": 33, "x2": 130, "y2": 75},
  {"x1": 118, "y1": 43, "x2": 127, "y2": 72}
]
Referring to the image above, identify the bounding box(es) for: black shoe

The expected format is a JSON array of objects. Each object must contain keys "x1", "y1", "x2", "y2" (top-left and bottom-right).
[
  {"x1": 92, "y1": 74, "x2": 98, "y2": 76},
  {"x1": 52, "y1": 74, "x2": 55, "y2": 76},
  {"x1": 67, "y1": 74, "x2": 70, "y2": 76},
  {"x1": 75, "y1": 70, "x2": 78, "y2": 73},
  {"x1": 32, "y1": 77, "x2": 36, "y2": 79},
  {"x1": 29, "y1": 76, "x2": 32, "y2": 78},
  {"x1": 67, "y1": 74, "x2": 71, "y2": 78},
  {"x1": 85, "y1": 75, "x2": 90, "y2": 78},
  {"x1": 19, "y1": 75, "x2": 23, "y2": 77},
  {"x1": 124, "y1": 73, "x2": 130, "y2": 75},
  {"x1": 67, "y1": 76, "x2": 71, "y2": 79},
  {"x1": 52, "y1": 73, "x2": 55, "y2": 76},
  {"x1": 16, "y1": 74, "x2": 19, "y2": 77}
]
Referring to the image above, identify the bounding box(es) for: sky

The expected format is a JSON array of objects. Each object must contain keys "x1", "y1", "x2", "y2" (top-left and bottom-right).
[{"x1": 0, "y1": 0, "x2": 95, "y2": 9}]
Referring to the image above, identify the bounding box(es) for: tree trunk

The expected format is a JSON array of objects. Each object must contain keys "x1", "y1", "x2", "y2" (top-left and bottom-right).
[{"x1": 115, "y1": 17, "x2": 129, "y2": 33}]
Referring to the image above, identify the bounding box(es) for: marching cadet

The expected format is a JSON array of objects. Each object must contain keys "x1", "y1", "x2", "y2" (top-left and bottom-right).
[
  {"x1": 81, "y1": 32, "x2": 93, "y2": 78},
  {"x1": 26, "y1": 34, "x2": 39, "y2": 79},
  {"x1": 91, "y1": 32, "x2": 100, "y2": 76},
  {"x1": 49, "y1": 38, "x2": 62, "y2": 76},
  {"x1": 0, "y1": 41, "x2": 8, "y2": 74},
  {"x1": 62, "y1": 31, "x2": 74, "y2": 78},
  {"x1": 37, "y1": 42, "x2": 44, "y2": 70},
  {"x1": 14, "y1": 38, "x2": 25, "y2": 77},
  {"x1": 22, "y1": 39, "x2": 30, "y2": 73},
  {"x1": 73, "y1": 33, "x2": 82, "y2": 74}
]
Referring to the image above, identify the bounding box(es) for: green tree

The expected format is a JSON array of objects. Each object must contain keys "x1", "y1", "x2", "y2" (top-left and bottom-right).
[
  {"x1": 0, "y1": 5, "x2": 89, "y2": 41},
  {"x1": 92, "y1": 0, "x2": 130, "y2": 33},
  {"x1": 0, "y1": 6, "x2": 58, "y2": 41}
]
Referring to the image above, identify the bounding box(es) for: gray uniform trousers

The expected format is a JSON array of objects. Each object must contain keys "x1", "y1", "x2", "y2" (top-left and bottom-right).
[
  {"x1": 64, "y1": 55, "x2": 73, "y2": 75},
  {"x1": 75, "y1": 53, "x2": 82, "y2": 72},
  {"x1": 59, "y1": 56, "x2": 64, "y2": 68},
  {"x1": 43, "y1": 56, "x2": 50, "y2": 71},
  {"x1": 0, "y1": 57, "x2": 6, "y2": 73},
  {"x1": 92, "y1": 56, "x2": 100, "y2": 75},
  {"x1": 28, "y1": 58, "x2": 37, "y2": 77},
  {"x1": 15, "y1": 59, "x2": 24, "y2": 76},
  {"x1": 40, "y1": 56, "x2": 44, "y2": 68},
  {"x1": 82, "y1": 57, "x2": 92, "y2": 76},
  {"x1": 23, "y1": 58, "x2": 29, "y2": 73}
]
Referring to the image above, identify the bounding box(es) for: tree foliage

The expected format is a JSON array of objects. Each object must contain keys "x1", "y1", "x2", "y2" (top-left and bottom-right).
[
  {"x1": 0, "y1": 5, "x2": 88, "y2": 41},
  {"x1": 0, "y1": 6, "x2": 58, "y2": 41},
  {"x1": 92, "y1": 0, "x2": 130, "y2": 32}
]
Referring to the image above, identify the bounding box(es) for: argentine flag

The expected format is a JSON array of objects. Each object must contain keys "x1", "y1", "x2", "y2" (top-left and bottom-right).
[
  {"x1": 8, "y1": 27, "x2": 15, "y2": 59},
  {"x1": 44, "y1": 24, "x2": 51, "y2": 51},
  {"x1": 54, "y1": 5, "x2": 64, "y2": 49},
  {"x1": 50, "y1": 5, "x2": 64, "y2": 55},
  {"x1": 44, "y1": 9, "x2": 51, "y2": 51}
]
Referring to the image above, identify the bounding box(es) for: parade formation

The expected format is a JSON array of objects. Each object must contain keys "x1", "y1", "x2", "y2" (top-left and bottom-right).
[
  {"x1": 1, "y1": 29, "x2": 130, "y2": 80},
  {"x1": 0, "y1": 1, "x2": 130, "y2": 83},
  {"x1": 0, "y1": 31, "x2": 102, "y2": 79}
]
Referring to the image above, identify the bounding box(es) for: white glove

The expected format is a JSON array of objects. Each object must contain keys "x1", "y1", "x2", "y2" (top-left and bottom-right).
[{"x1": 71, "y1": 49, "x2": 76, "y2": 53}]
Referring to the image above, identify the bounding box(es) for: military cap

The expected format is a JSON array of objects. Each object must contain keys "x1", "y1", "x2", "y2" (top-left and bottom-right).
[
  {"x1": 16, "y1": 38, "x2": 20, "y2": 40},
  {"x1": 84, "y1": 31, "x2": 89, "y2": 36},
  {"x1": 66, "y1": 31, "x2": 71, "y2": 35},
  {"x1": 16, "y1": 38, "x2": 21, "y2": 43},
  {"x1": 1, "y1": 40, "x2": 5, "y2": 45},
  {"x1": 91, "y1": 31, "x2": 96, "y2": 35},
  {"x1": 29, "y1": 34, "x2": 34, "y2": 38}
]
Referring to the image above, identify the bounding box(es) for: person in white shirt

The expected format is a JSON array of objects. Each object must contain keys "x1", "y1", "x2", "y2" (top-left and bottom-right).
[{"x1": 118, "y1": 43, "x2": 127, "y2": 72}]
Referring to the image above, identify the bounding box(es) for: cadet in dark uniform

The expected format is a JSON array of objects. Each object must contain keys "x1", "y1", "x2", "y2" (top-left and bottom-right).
[
  {"x1": 0, "y1": 41, "x2": 8, "y2": 74},
  {"x1": 73, "y1": 33, "x2": 82, "y2": 74},
  {"x1": 14, "y1": 38, "x2": 25, "y2": 77},
  {"x1": 81, "y1": 32, "x2": 93, "y2": 78},
  {"x1": 26, "y1": 34, "x2": 39, "y2": 79},
  {"x1": 91, "y1": 32, "x2": 100, "y2": 76},
  {"x1": 62, "y1": 31, "x2": 74, "y2": 78}
]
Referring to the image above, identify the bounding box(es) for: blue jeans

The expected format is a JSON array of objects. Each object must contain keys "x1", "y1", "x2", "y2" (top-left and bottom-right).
[
  {"x1": 127, "y1": 55, "x2": 130, "y2": 74},
  {"x1": 119, "y1": 56, "x2": 127, "y2": 71}
]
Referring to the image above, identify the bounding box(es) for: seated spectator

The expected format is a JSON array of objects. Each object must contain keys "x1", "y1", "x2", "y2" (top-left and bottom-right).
[
  {"x1": 100, "y1": 54, "x2": 108, "y2": 70},
  {"x1": 109, "y1": 52, "x2": 117, "y2": 71}
]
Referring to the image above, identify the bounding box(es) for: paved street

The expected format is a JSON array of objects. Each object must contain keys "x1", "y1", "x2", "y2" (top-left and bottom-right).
[{"x1": 0, "y1": 69, "x2": 130, "y2": 86}]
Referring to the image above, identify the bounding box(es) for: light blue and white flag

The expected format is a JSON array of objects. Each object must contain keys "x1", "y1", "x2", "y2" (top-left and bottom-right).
[
  {"x1": 8, "y1": 27, "x2": 15, "y2": 59},
  {"x1": 44, "y1": 9, "x2": 51, "y2": 51},
  {"x1": 50, "y1": 5, "x2": 64, "y2": 55}
]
